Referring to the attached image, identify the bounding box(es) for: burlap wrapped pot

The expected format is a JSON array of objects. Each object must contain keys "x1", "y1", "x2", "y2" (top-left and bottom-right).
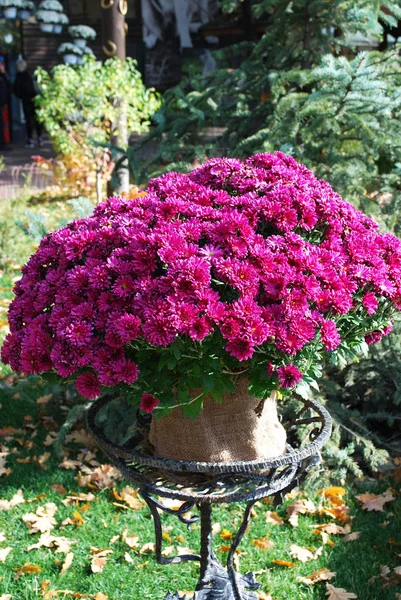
[{"x1": 149, "y1": 377, "x2": 287, "y2": 463}]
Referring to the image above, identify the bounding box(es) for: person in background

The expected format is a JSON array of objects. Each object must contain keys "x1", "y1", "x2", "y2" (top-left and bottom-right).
[
  {"x1": 13, "y1": 59, "x2": 42, "y2": 148},
  {"x1": 0, "y1": 58, "x2": 11, "y2": 152}
]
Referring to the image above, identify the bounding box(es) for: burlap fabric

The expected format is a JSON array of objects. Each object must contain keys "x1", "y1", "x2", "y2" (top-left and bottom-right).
[{"x1": 149, "y1": 377, "x2": 287, "y2": 462}]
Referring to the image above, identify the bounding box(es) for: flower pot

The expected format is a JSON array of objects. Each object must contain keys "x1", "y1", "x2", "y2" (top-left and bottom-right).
[
  {"x1": 149, "y1": 377, "x2": 287, "y2": 462},
  {"x1": 53, "y1": 24, "x2": 63, "y2": 33},
  {"x1": 18, "y1": 8, "x2": 31, "y2": 19},
  {"x1": 3, "y1": 6, "x2": 17, "y2": 18},
  {"x1": 73, "y1": 38, "x2": 87, "y2": 49},
  {"x1": 40, "y1": 23, "x2": 54, "y2": 33},
  {"x1": 63, "y1": 53, "x2": 78, "y2": 65}
]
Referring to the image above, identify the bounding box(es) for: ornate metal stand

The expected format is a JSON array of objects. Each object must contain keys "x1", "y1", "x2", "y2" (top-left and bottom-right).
[{"x1": 87, "y1": 396, "x2": 332, "y2": 600}]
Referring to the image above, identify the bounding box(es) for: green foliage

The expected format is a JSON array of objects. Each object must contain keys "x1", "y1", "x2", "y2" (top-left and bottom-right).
[{"x1": 35, "y1": 58, "x2": 160, "y2": 198}]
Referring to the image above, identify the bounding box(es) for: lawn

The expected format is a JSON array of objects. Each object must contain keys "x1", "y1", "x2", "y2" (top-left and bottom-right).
[
  {"x1": 0, "y1": 193, "x2": 400, "y2": 600},
  {"x1": 0, "y1": 377, "x2": 400, "y2": 600}
]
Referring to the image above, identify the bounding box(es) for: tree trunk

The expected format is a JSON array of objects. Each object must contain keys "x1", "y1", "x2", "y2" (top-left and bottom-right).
[{"x1": 101, "y1": 0, "x2": 130, "y2": 194}]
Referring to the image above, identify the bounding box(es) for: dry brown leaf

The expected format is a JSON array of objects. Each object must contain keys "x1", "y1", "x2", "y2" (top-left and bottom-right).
[
  {"x1": 65, "y1": 428, "x2": 97, "y2": 449},
  {"x1": 124, "y1": 551, "x2": 134, "y2": 564},
  {"x1": 290, "y1": 544, "x2": 322, "y2": 562},
  {"x1": 356, "y1": 490, "x2": 395, "y2": 512},
  {"x1": 13, "y1": 562, "x2": 42, "y2": 578},
  {"x1": 27, "y1": 532, "x2": 76, "y2": 554},
  {"x1": 59, "y1": 458, "x2": 82, "y2": 470},
  {"x1": 22, "y1": 502, "x2": 57, "y2": 534},
  {"x1": 78, "y1": 464, "x2": 122, "y2": 489},
  {"x1": 119, "y1": 487, "x2": 143, "y2": 510},
  {"x1": 90, "y1": 547, "x2": 113, "y2": 556},
  {"x1": 287, "y1": 499, "x2": 316, "y2": 527},
  {"x1": 139, "y1": 542, "x2": 156, "y2": 554},
  {"x1": 271, "y1": 559, "x2": 296, "y2": 568},
  {"x1": 177, "y1": 546, "x2": 195, "y2": 556},
  {"x1": 109, "y1": 535, "x2": 120, "y2": 544},
  {"x1": 0, "y1": 453, "x2": 11, "y2": 477},
  {"x1": 0, "y1": 547, "x2": 11, "y2": 563},
  {"x1": 62, "y1": 492, "x2": 95, "y2": 506},
  {"x1": 0, "y1": 489, "x2": 24, "y2": 511},
  {"x1": 60, "y1": 552, "x2": 73, "y2": 573},
  {"x1": 265, "y1": 511, "x2": 283, "y2": 525},
  {"x1": 315, "y1": 523, "x2": 351, "y2": 535},
  {"x1": 162, "y1": 545, "x2": 175, "y2": 556},
  {"x1": 297, "y1": 568, "x2": 336, "y2": 585},
  {"x1": 212, "y1": 523, "x2": 221, "y2": 535},
  {"x1": 0, "y1": 595, "x2": 12, "y2": 599},
  {"x1": 90, "y1": 556, "x2": 108, "y2": 574},
  {"x1": 325, "y1": 583, "x2": 357, "y2": 599},
  {"x1": 342, "y1": 532, "x2": 361, "y2": 543},
  {"x1": 219, "y1": 545, "x2": 232, "y2": 553},
  {"x1": 51, "y1": 484, "x2": 67, "y2": 496},
  {"x1": 125, "y1": 535, "x2": 139, "y2": 550},
  {"x1": 252, "y1": 537, "x2": 275, "y2": 551}
]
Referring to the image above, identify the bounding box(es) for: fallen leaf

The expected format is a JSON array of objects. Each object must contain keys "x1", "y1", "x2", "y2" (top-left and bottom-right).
[
  {"x1": 60, "y1": 552, "x2": 73, "y2": 573},
  {"x1": 252, "y1": 537, "x2": 275, "y2": 550},
  {"x1": 0, "y1": 489, "x2": 24, "y2": 511},
  {"x1": 78, "y1": 464, "x2": 122, "y2": 489},
  {"x1": 315, "y1": 523, "x2": 351, "y2": 535},
  {"x1": 13, "y1": 562, "x2": 42, "y2": 578},
  {"x1": 0, "y1": 595, "x2": 12, "y2": 600},
  {"x1": 290, "y1": 544, "x2": 322, "y2": 562},
  {"x1": 325, "y1": 583, "x2": 357, "y2": 599},
  {"x1": 177, "y1": 546, "x2": 195, "y2": 556},
  {"x1": 297, "y1": 568, "x2": 336, "y2": 585},
  {"x1": 219, "y1": 544, "x2": 232, "y2": 552},
  {"x1": 124, "y1": 552, "x2": 134, "y2": 564},
  {"x1": 51, "y1": 484, "x2": 67, "y2": 496},
  {"x1": 27, "y1": 533, "x2": 76, "y2": 554},
  {"x1": 322, "y1": 487, "x2": 347, "y2": 500},
  {"x1": 271, "y1": 559, "x2": 296, "y2": 568},
  {"x1": 0, "y1": 453, "x2": 11, "y2": 477},
  {"x1": 258, "y1": 593, "x2": 273, "y2": 600},
  {"x1": 62, "y1": 493, "x2": 95, "y2": 506},
  {"x1": 125, "y1": 534, "x2": 139, "y2": 550},
  {"x1": 212, "y1": 523, "x2": 221, "y2": 535},
  {"x1": 59, "y1": 458, "x2": 82, "y2": 470},
  {"x1": 287, "y1": 499, "x2": 316, "y2": 527},
  {"x1": 342, "y1": 532, "x2": 361, "y2": 543},
  {"x1": 220, "y1": 529, "x2": 233, "y2": 540},
  {"x1": 91, "y1": 556, "x2": 108, "y2": 573},
  {"x1": 356, "y1": 490, "x2": 395, "y2": 512},
  {"x1": 22, "y1": 502, "x2": 57, "y2": 533},
  {"x1": 0, "y1": 532, "x2": 6, "y2": 543},
  {"x1": 0, "y1": 547, "x2": 11, "y2": 562},
  {"x1": 139, "y1": 542, "x2": 156, "y2": 554},
  {"x1": 72, "y1": 511, "x2": 84, "y2": 527},
  {"x1": 95, "y1": 594, "x2": 108, "y2": 600},
  {"x1": 119, "y1": 487, "x2": 143, "y2": 510},
  {"x1": 265, "y1": 511, "x2": 283, "y2": 525}
]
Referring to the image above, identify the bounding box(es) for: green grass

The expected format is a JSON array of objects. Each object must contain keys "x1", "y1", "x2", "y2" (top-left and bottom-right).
[{"x1": 0, "y1": 380, "x2": 400, "y2": 600}]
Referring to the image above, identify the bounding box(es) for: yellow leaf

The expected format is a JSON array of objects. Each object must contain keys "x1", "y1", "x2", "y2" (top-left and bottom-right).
[
  {"x1": 321, "y1": 487, "x2": 347, "y2": 500},
  {"x1": 95, "y1": 594, "x2": 109, "y2": 600},
  {"x1": 13, "y1": 562, "x2": 42, "y2": 577},
  {"x1": 72, "y1": 511, "x2": 84, "y2": 527},
  {"x1": 271, "y1": 560, "x2": 296, "y2": 568},
  {"x1": 220, "y1": 529, "x2": 233, "y2": 540}
]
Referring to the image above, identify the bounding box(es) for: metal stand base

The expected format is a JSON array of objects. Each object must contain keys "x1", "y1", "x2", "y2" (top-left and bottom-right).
[{"x1": 86, "y1": 395, "x2": 332, "y2": 600}]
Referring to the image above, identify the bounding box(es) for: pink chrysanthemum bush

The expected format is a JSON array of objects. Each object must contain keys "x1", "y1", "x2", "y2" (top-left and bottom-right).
[{"x1": 2, "y1": 152, "x2": 401, "y2": 416}]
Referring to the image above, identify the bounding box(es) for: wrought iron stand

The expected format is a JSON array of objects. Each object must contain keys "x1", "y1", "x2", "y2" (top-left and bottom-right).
[{"x1": 87, "y1": 396, "x2": 332, "y2": 600}]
